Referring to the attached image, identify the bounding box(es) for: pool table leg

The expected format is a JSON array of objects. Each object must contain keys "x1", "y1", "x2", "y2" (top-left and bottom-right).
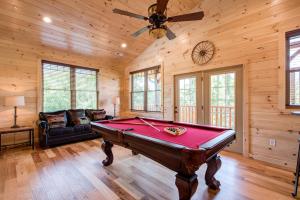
[
  {"x1": 175, "y1": 173, "x2": 198, "y2": 200},
  {"x1": 101, "y1": 140, "x2": 114, "y2": 166},
  {"x1": 205, "y1": 155, "x2": 221, "y2": 190}
]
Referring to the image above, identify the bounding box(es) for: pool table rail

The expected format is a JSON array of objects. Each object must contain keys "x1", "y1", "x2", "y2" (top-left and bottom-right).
[{"x1": 200, "y1": 130, "x2": 236, "y2": 161}]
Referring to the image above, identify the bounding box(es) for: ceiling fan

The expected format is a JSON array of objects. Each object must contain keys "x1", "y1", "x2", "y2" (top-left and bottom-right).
[{"x1": 113, "y1": 0, "x2": 204, "y2": 40}]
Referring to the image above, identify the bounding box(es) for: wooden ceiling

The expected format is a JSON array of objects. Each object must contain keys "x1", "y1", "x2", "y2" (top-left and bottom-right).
[{"x1": 0, "y1": 0, "x2": 200, "y2": 67}]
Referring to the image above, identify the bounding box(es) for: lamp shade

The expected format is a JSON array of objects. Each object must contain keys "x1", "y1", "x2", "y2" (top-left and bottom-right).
[
  {"x1": 113, "y1": 97, "x2": 120, "y2": 105},
  {"x1": 4, "y1": 96, "x2": 25, "y2": 107}
]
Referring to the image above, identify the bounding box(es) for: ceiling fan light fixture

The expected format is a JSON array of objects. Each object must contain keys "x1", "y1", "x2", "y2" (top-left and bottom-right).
[
  {"x1": 149, "y1": 26, "x2": 167, "y2": 39},
  {"x1": 148, "y1": 4, "x2": 167, "y2": 16},
  {"x1": 148, "y1": 4, "x2": 158, "y2": 16}
]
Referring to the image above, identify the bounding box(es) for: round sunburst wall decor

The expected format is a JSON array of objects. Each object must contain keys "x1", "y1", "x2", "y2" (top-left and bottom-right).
[{"x1": 191, "y1": 41, "x2": 215, "y2": 65}]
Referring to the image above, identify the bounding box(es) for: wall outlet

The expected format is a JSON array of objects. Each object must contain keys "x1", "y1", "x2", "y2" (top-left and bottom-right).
[{"x1": 269, "y1": 139, "x2": 276, "y2": 147}]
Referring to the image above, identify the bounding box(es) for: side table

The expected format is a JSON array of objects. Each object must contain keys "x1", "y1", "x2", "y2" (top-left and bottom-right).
[{"x1": 0, "y1": 127, "x2": 34, "y2": 152}]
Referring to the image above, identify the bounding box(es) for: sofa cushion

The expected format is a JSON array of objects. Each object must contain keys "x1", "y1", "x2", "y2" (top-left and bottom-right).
[
  {"x1": 44, "y1": 113, "x2": 67, "y2": 128},
  {"x1": 86, "y1": 109, "x2": 106, "y2": 121},
  {"x1": 67, "y1": 109, "x2": 90, "y2": 126},
  {"x1": 48, "y1": 127, "x2": 74, "y2": 137},
  {"x1": 73, "y1": 124, "x2": 92, "y2": 134}
]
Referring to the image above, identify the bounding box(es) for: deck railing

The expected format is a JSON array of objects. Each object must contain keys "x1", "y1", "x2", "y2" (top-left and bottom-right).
[
  {"x1": 179, "y1": 106, "x2": 197, "y2": 124},
  {"x1": 178, "y1": 105, "x2": 234, "y2": 128},
  {"x1": 132, "y1": 104, "x2": 161, "y2": 112},
  {"x1": 133, "y1": 104, "x2": 234, "y2": 128},
  {"x1": 210, "y1": 106, "x2": 234, "y2": 128}
]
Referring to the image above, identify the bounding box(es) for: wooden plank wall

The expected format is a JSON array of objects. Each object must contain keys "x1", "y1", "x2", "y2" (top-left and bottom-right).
[
  {"x1": 120, "y1": 0, "x2": 300, "y2": 169},
  {"x1": 0, "y1": 41, "x2": 121, "y2": 145}
]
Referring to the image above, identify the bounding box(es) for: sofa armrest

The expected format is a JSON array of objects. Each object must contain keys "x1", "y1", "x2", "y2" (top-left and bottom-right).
[
  {"x1": 37, "y1": 120, "x2": 48, "y2": 130},
  {"x1": 37, "y1": 120, "x2": 49, "y2": 148},
  {"x1": 105, "y1": 115, "x2": 114, "y2": 120}
]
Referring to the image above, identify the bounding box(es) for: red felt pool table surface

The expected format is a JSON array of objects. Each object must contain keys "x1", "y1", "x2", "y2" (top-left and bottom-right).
[{"x1": 97, "y1": 118, "x2": 229, "y2": 149}]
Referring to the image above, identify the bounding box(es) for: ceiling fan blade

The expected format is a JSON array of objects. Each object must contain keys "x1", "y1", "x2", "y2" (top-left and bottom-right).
[
  {"x1": 113, "y1": 8, "x2": 148, "y2": 20},
  {"x1": 132, "y1": 26, "x2": 151, "y2": 37},
  {"x1": 156, "y1": 0, "x2": 169, "y2": 14},
  {"x1": 166, "y1": 27, "x2": 176, "y2": 40},
  {"x1": 168, "y1": 11, "x2": 204, "y2": 22}
]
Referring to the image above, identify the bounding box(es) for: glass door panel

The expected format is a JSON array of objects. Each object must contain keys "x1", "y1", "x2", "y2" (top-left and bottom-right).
[
  {"x1": 175, "y1": 74, "x2": 201, "y2": 124},
  {"x1": 210, "y1": 72, "x2": 235, "y2": 129},
  {"x1": 179, "y1": 78, "x2": 197, "y2": 123}
]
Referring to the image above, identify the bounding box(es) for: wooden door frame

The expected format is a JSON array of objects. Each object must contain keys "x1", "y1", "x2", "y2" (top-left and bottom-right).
[{"x1": 173, "y1": 64, "x2": 249, "y2": 157}]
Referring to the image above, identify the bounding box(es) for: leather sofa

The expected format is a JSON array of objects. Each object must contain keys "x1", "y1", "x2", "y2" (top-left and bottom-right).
[{"x1": 38, "y1": 109, "x2": 113, "y2": 148}]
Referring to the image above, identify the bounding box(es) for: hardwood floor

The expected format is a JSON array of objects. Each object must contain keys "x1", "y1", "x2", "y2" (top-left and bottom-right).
[{"x1": 0, "y1": 139, "x2": 296, "y2": 200}]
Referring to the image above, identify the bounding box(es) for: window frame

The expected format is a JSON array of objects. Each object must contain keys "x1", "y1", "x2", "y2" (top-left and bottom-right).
[
  {"x1": 286, "y1": 29, "x2": 300, "y2": 108},
  {"x1": 130, "y1": 66, "x2": 161, "y2": 112},
  {"x1": 41, "y1": 60, "x2": 99, "y2": 111}
]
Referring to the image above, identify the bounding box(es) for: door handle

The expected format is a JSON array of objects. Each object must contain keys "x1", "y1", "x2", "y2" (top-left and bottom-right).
[{"x1": 174, "y1": 106, "x2": 178, "y2": 114}]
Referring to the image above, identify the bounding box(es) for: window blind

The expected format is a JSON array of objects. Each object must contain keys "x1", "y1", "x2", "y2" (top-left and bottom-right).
[{"x1": 42, "y1": 61, "x2": 98, "y2": 112}]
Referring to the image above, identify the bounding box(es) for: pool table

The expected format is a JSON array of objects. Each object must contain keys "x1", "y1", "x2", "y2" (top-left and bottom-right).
[{"x1": 91, "y1": 117, "x2": 235, "y2": 200}]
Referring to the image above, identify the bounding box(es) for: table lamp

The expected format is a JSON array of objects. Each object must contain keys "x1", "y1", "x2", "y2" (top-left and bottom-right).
[
  {"x1": 113, "y1": 96, "x2": 120, "y2": 117},
  {"x1": 4, "y1": 96, "x2": 25, "y2": 128}
]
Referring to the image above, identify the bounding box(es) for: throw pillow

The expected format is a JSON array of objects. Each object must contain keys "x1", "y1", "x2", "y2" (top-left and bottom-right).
[
  {"x1": 91, "y1": 110, "x2": 106, "y2": 121},
  {"x1": 68, "y1": 110, "x2": 90, "y2": 125},
  {"x1": 78, "y1": 116, "x2": 90, "y2": 125},
  {"x1": 45, "y1": 113, "x2": 66, "y2": 128}
]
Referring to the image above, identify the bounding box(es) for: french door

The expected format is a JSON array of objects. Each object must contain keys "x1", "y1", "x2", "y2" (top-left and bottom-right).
[{"x1": 175, "y1": 66, "x2": 243, "y2": 153}]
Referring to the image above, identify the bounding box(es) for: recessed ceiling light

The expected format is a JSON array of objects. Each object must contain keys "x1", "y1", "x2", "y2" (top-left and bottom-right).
[
  {"x1": 43, "y1": 16, "x2": 52, "y2": 23},
  {"x1": 121, "y1": 43, "x2": 127, "y2": 48}
]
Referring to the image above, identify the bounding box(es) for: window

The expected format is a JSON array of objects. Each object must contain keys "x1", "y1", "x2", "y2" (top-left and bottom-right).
[
  {"x1": 42, "y1": 61, "x2": 98, "y2": 112},
  {"x1": 131, "y1": 66, "x2": 161, "y2": 112},
  {"x1": 286, "y1": 29, "x2": 300, "y2": 107}
]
